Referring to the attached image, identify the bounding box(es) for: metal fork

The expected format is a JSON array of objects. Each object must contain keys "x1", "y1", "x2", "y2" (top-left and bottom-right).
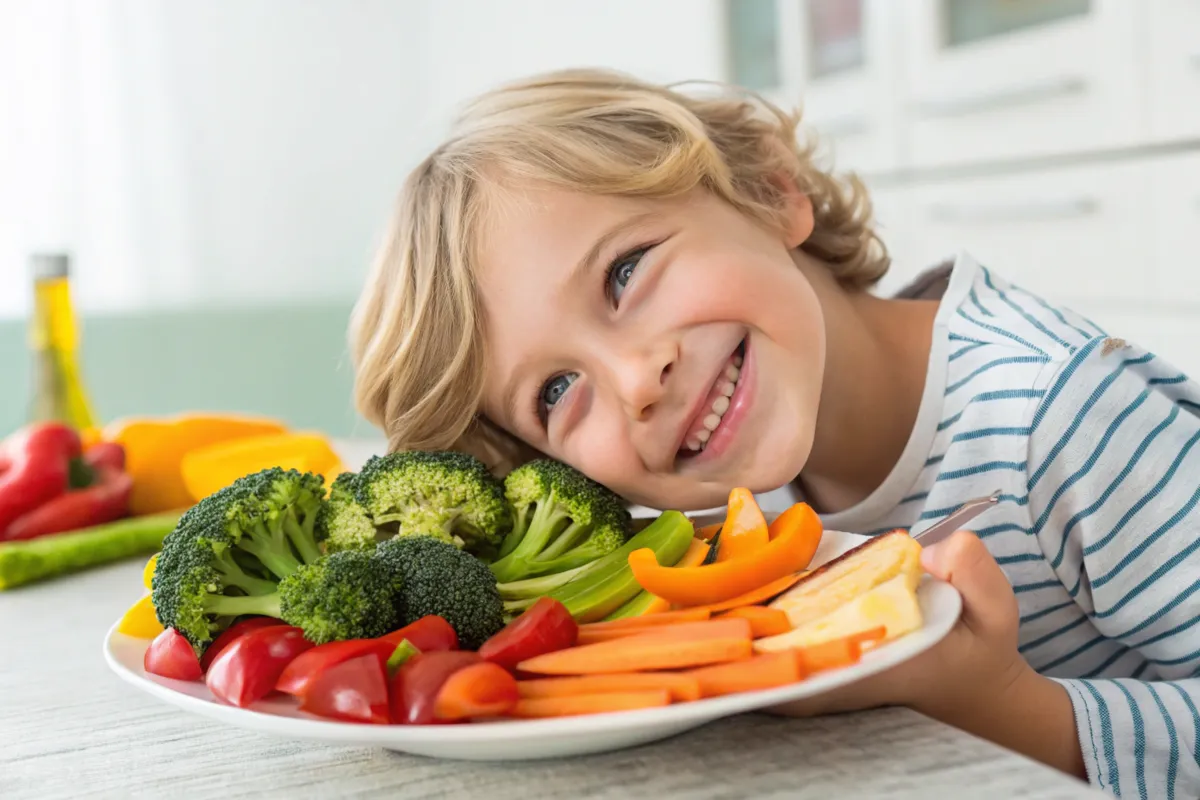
[{"x1": 912, "y1": 490, "x2": 1002, "y2": 547}]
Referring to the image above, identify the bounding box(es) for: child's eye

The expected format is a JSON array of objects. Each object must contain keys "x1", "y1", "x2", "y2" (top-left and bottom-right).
[
  {"x1": 539, "y1": 372, "x2": 577, "y2": 417},
  {"x1": 606, "y1": 247, "x2": 648, "y2": 305}
]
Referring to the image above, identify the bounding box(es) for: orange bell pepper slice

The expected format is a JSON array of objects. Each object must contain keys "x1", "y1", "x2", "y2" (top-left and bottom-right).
[
  {"x1": 715, "y1": 488, "x2": 768, "y2": 563},
  {"x1": 628, "y1": 502, "x2": 823, "y2": 607}
]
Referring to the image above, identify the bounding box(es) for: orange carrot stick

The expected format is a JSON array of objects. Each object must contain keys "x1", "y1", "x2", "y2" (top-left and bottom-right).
[
  {"x1": 688, "y1": 652, "x2": 803, "y2": 697},
  {"x1": 510, "y1": 691, "x2": 672, "y2": 718},
  {"x1": 677, "y1": 538, "x2": 713, "y2": 567},
  {"x1": 692, "y1": 572, "x2": 804, "y2": 613},
  {"x1": 433, "y1": 662, "x2": 518, "y2": 721},
  {"x1": 793, "y1": 627, "x2": 885, "y2": 673},
  {"x1": 518, "y1": 673, "x2": 702, "y2": 703},
  {"x1": 716, "y1": 606, "x2": 792, "y2": 638},
  {"x1": 578, "y1": 615, "x2": 734, "y2": 645},
  {"x1": 581, "y1": 607, "x2": 713, "y2": 633},
  {"x1": 517, "y1": 618, "x2": 753, "y2": 675}
]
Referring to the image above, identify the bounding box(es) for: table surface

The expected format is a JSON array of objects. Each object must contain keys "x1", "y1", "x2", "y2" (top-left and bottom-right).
[{"x1": 1, "y1": 559, "x2": 1105, "y2": 799}]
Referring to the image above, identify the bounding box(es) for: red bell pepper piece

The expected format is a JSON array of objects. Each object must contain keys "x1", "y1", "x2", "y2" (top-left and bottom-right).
[
  {"x1": 144, "y1": 628, "x2": 203, "y2": 682},
  {"x1": 477, "y1": 597, "x2": 578, "y2": 671},
  {"x1": 390, "y1": 650, "x2": 482, "y2": 725},
  {"x1": 200, "y1": 617, "x2": 287, "y2": 671},
  {"x1": 205, "y1": 625, "x2": 314, "y2": 708},
  {"x1": 276, "y1": 638, "x2": 397, "y2": 696},
  {"x1": 3, "y1": 465, "x2": 132, "y2": 541},
  {"x1": 0, "y1": 423, "x2": 80, "y2": 537},
  {"x1": 378, "y1": 615, "x2": 459, "y2": 652},
  {"x1": 298, "y1": 654, "x2": 391, "y2": 724},
  {"x1": 83, "y1": 441, "x2": 125, "y2": 472}
]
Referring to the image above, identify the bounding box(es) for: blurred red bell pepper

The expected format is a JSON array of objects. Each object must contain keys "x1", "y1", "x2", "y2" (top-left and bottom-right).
[
  {"x1": 0, "y1": 424, "x2": 133, "y2": 542},
  {"x1": 0, "y1": 423, "x2": 81, "y2": 536}
]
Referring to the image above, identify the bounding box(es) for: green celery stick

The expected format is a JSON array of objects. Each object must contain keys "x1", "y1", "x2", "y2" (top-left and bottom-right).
[{"x1": 0, "y1": 511, "x2": 182, "y2": 590}]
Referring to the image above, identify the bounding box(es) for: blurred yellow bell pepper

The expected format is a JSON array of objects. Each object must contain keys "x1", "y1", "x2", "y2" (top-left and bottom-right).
[
  {"x1": 143, "y1": 553, "x2": 158, "y2": 590},
  {"x1": 180, "y1": 432, "x2": 345, "y2": 502},
  {"x1": 118, "y1": 594, "x2": 164, "y2": 639},
  {"x1": 104, "y1": 413, "x2": 288, "y2": 515}
]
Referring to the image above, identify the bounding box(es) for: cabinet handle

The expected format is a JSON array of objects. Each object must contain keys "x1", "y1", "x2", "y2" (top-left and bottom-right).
[
  {"x1": 928, "y1": 198, "x2": 1099, "y2": 224},
  {"x1": 912, "y1": 75, "x2": 1087, "y2": 118}
]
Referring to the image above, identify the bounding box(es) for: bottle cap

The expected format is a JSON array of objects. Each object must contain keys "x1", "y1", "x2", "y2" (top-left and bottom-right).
[{"x1": 30, "y1": 253, "x2": 70, "y2": 281}]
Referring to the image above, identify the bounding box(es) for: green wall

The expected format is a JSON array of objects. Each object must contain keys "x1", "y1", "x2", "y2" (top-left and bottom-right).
[{"x1": 0, "y1": 303, "x2": 378, "y2": 439}]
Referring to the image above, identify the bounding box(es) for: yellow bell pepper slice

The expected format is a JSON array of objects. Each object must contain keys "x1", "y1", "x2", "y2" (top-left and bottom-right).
[
  {"x1": 179, "y1": 432, "x2": 343, "y2": 502},
  {"x1": 143, "y1": 553, "x2": 158, "y2": 589},
  {"x1": 105, "y1": 413, "x2": 289, "y2": 515},
  {"x1": 118, "y1": 594, "x2": 165, "y2": 639}
]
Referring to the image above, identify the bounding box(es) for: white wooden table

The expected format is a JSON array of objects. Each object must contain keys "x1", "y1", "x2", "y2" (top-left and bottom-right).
[{"x1": 0, "y1": 558, "x2": 1104, "y2": 799}]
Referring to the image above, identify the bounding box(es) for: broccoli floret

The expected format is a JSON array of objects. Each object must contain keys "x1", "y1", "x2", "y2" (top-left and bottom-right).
[
  {"x1": 323, "y1": 451, "x2": 511, "y2": 558},
  {"x1": 277, "y1": 550, "x2": 401, "y2": 644},
  {"x1": 160, "y1": 550, "x2": 400, "y2": 649},
  {"x1": 319, "y1": 472, "x2": 377, "y2": 553},
  {"x1": 487, "y1": 459, "x2": 632, "y2": 583},
  {"x1": 152, "y1": 467, "x2": 329, "y2": 651},
  {"x1": 374, "y1": 535, "x2": 504, "y2": 650}
]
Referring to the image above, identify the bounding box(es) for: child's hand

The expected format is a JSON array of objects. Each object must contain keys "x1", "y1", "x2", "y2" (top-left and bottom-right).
[
  {"x1": 771, "y1": 530, "x2": 1027, "y2": 720},
  {"x1": 770, "y1": 531, "x2": 1085, "y2": 779}
]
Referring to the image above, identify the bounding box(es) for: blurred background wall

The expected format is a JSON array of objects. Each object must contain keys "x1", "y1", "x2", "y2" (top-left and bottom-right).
[{"x1": 1, "y1": 0, "x2": 1197, "y2": 439}]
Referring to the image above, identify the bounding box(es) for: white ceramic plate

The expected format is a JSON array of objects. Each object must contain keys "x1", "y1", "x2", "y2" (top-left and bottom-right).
[{"x1": 103, "y1": 530, "x2": 961, "y2": 761}]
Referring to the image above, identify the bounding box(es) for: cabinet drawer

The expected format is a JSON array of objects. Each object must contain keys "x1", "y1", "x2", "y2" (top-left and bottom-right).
[
  {"x1": 904, "y1": 162, "x2": 1152, "y2": 304},
  {"x1": 1149, "y1": 152, "x2": 1200, "y2": 303},
  {"x1": 1147, "y1": 0, "x2": 1200, "y2": 142},
  {"x1": 900, "y1": 1, "x2": 1144, "y2": 167}
]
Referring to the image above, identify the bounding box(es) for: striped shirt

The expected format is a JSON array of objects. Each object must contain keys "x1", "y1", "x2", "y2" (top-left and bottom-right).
[{"x1": 816, "y1": 252, "x2": 1200, "y2": 799}]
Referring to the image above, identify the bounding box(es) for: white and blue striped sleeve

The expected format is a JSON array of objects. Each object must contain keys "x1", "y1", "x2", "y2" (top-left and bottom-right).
[{"x1": 1025, "y1": 336, "x2": 1200, "y2": 799}]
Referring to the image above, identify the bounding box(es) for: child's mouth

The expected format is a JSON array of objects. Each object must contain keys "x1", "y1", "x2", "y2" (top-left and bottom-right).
[{"x1": 679, "y1": 340, "x2": 746, "y2": 458}]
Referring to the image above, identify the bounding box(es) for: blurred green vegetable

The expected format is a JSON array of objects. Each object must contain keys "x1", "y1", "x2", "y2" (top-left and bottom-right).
[{"x1": 0, "y1": 511, "x2": 182, "y2": 590}]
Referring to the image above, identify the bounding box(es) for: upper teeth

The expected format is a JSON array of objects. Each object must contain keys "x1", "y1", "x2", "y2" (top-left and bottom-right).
[{"x1": 685, "y1": 356, "x2": 742, "y2": 451}]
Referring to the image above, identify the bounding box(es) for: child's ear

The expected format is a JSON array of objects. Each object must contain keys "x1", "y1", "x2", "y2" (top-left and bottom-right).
[{"x1": 773, "y1": 173, "x2": 815, "y2": 249}]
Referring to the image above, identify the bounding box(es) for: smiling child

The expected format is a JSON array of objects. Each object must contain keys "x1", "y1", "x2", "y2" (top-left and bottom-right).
[{"x1": 349, "y1": 68, "x2": 1200, "y2": 797}]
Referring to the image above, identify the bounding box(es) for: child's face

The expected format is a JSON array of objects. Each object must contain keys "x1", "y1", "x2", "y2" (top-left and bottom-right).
[{"x1": 476, "y1": 184, "x2": 826, "y2": 510}]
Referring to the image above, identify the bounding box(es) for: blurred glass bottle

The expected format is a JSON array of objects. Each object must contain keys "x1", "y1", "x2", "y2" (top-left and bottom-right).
[{"x1": 28, "y1": 253, "x2": 98, "y2": 430}]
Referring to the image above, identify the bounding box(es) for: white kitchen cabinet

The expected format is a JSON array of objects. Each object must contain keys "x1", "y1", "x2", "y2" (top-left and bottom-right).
[
  {"x1": 726, "y1": 0, "x2": 904, "y2": 173},
  {"x1": 780, "y1": 0, "x2": 904, "y2": 173},
  {"x1": 904, "y1": 161, "x2": 1154, "y2": 305},
  {"x1": 900, "y1": 0, "x2": 1144, "y2": 167},
  {"x1": 1149, "y1": 151, "x2": 1200, "y2": 303},
  {"x1": 1146, "y1": 0, "x2": 1200, "y2": 142},
  {"x1": 863, "y1": 183, "x2": 921, "y2": 297}
]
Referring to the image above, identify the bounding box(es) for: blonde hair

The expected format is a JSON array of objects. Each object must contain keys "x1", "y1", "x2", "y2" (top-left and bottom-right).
[{"x1": 350, "y1": 68, "x2": 889, "y2": 471}]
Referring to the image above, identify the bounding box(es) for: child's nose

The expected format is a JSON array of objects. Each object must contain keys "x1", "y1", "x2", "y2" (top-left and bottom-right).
[{"x1": 613, "y1": 344, "x2": 675, "y2": 421}]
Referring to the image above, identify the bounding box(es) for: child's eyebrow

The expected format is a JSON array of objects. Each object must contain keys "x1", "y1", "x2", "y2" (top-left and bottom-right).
[{"x1": 567, "y1": 210, "x2": 662, "y2": 291}]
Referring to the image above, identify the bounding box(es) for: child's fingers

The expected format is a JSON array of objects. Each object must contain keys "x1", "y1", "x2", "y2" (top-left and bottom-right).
[{"x1": 920, "y1": 530, "x2": 1017, "y2": 640}]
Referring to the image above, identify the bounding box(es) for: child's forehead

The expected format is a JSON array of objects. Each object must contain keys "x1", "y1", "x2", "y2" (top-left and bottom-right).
[{"x1": 476, "y1": 183, "x2": 669, "y2": 274}]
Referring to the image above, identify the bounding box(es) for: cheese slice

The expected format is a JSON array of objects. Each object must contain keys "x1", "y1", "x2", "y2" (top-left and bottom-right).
[
  {"x1": 753, "y1": 573, "x2": 923, "y2": 653},
  {"x1": 767, "y1": 530, "x2": 922, "y2": 629}
]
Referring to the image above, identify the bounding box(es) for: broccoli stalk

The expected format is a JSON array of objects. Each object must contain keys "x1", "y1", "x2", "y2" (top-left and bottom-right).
[
  {"x1": 496, "y1": 562, "x2": 590, "y2": 602},
  {"x1": 487, "y1": 460, "x2": 632, "y2": 584},
  {"x1": 166, "y1": 550, "x2": 399, "y2": 648}
]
